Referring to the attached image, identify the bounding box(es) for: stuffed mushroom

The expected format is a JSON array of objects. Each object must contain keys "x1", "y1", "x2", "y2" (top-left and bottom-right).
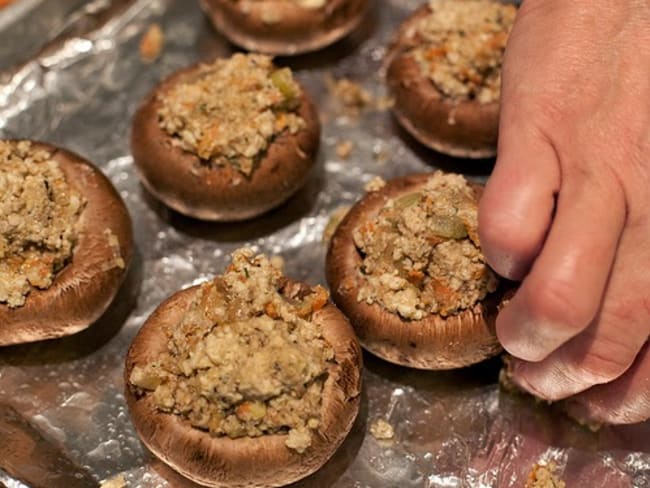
[
  {"x1": 327, "y1": 171, "x2": 505, "y2": 369},
  {"x1": 131, "y1": 53, "x2": 320, "y2": 221},
  {"x1": 200, "y1": 0, "x2": 370, "y2": 56},
  {"x1": 0, "y1": 140, "x2": 133, "y2": 346},
  {"x1": 386, "y1": 0, "x2": 517, "y2": 158},
  {"x1": 125, "y1": 248, "x2": 362, "y2": 487}
]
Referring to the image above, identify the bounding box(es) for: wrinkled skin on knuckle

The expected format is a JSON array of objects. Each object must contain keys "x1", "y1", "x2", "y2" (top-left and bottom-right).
[
  {"x1": 512, "y1": 357, "x2": 585, "y2": 402},
  {"x1": 603, "y1": 293, "x2": 650, "y2": 331},
  {"x1": 523, "y1": 279, "x2": 594, "y2": 336},
  {"x1": 569, "y1": 337, "x2": 637, "y2": 386},
  {"x1": 606, "y1": 400, "x2": 650, "y2": 425},
  {"x1": 577, "y1": 353, "x2": 650, "y2": 425}
]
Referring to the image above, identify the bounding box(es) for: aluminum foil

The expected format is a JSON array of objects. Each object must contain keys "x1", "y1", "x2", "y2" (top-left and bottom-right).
[{"x1": 0, "y1": 1, "x2": 648, "y2": 486}]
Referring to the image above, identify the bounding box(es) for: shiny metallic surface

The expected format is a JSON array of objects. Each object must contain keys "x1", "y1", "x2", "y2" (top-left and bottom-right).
[{"x1": 0, "y1": 1, "x2": 648, "y2": 486}]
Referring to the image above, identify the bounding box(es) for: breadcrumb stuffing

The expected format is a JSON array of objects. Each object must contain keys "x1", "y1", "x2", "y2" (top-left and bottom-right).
[
  {"x1": 158, "y1": 54, "x2": 305, "y2": 177},
  {"x1": 328, "y1": 77, "x2": 373, "y2": 109},
  {"x1": 408, "y1": 0, "x2": 516, "y2": 103},
  {"x1": 526, "y1": 462, "x2": 566, "y2": 488},
  {"x1": 354, "y1": 172, "x2": 497, "y2": 319},
  {"x1": 336, "y1": 140, "x2": 354, "y2": 160},
  {"x1": 130, "y1": 248, "x2": 334, "y2": 453},
  {"x1": 100, "y1": 474, "x2": 126, "y2": 488},
  {"x1": 326, "y1": 76, "x2": 393, "y2": 117},
  {"x1": 101, "y1": 228, "x2": 125, "y2": 271},
  {"x1": 326, "y1": 76, "x2": 377, "y2": 117},
  {"x1": 364, "y1": 176, "x2": 387, "y2": 193},
  {"x1": 370, "y1": 418, "x2": 395, "y2": 440},
  {"x1": 139, "y1": 23, "x2": 164, "y2": 63},
  {"x1": 0, "y1": 141, "x2": 84, "y2": 308}
]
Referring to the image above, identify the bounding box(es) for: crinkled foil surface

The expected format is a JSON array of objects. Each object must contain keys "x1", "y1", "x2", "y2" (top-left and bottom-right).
[{"x1": 0, "y1": 1, "x2": 649, "y2": 487}]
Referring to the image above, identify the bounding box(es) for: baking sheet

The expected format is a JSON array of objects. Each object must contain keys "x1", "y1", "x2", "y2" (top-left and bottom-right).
[{"x1": 0, "y1": 0, "x2": 649, "y2": 486}]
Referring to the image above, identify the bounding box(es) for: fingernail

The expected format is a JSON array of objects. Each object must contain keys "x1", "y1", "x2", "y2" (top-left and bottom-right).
[
  {"x1": 485, "y1": 249, "x2": 528, "y2": 281},
  {"x1": 497, "y1": 297, "x2": 574, "y2": 362},
  {"x1": 497, "y1": 319, "x2": 558, "y2": 362}
]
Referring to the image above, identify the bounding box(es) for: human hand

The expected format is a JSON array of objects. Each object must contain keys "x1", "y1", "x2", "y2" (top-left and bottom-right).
[{"x1": 478, "y1": 0, "x2": 650, "y2": 424}]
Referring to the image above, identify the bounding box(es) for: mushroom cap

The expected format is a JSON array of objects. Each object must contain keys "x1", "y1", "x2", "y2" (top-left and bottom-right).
[
  {"x1": 199, "y1": 0, "x2": 369, "y2": 56},
  {"x1": 0, "y1": 142, "x2": 134, "y2": 346},
  {"x1": 326, "y1": 173, "x2": 503, "y2": 370},
  {"x1": 124, "y1": 283, "x2": 363, "y2": 488},
  {"x1": 386, "y1": 5, "x2": 500, "y2": 158},
  {"x1": 131, "y1": 63, "x2": 321, "y2": 222}
]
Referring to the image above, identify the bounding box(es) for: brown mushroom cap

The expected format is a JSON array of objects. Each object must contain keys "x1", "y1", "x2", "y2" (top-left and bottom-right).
[
  {"x1": 199, "y1": 0, "x2": 369, "y2": 56},
  {"x1": 326, "y1": 173, "x2": 504, "y2": 370},
  {"x1": 0, "y1": 142, "x2": 134, "y2": 346},
  {"x1": 131, "y1": 63, "x2": 321, "y2": 222},
  {"x1": 124, "y1": 283, "x2": 363, "y2": 488},
  {"x1": 386, "y1": 5, "x2": 500, "y2": 158}
]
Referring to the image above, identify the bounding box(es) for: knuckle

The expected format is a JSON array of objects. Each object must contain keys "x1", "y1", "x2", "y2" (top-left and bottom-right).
[
  {"x1": 605, "y1": 296, "x2": 650, "y2": 327},
  {"x1": 478, "y1": 210, "x2": 543, "y2": 281},
  {"x1": 571, "y1": 335, "x2": 638, "y2": 384},
  {"x1": 612, "y1": 389, "x2": 650, "y2": 425},
  {"x1": 601, "y1": 403, "x2": 650, "y2": 425},
  {"x1": 575, "y1": 394, "x2": 650, "y2": 426},
  {"x1": 573, "y1": 351, "x2": 632, "y2": 385},
  {"x1": 532, "y1": 97, "x2": 568, "y2": 128},
  {"x1": 525, "y1": 281, "x2": 593, "y2": 333},
  {"x1": 479, "y1": 208, "x2": 538, "y2": 256}
]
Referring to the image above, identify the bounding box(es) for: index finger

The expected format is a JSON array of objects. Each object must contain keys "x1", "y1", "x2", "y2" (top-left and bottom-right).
[{"x1": 496, "y1": 168, "x2": 626, "y2": 362}]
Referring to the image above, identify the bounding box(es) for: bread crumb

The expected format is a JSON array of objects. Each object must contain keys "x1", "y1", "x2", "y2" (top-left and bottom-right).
[
  {"x1": 285, "y1": 427, "x2": 312, "y2": 453},
  {"x1": 100, "y1": 474, "x2": 126, "y2": 488},
  {"x1": 139, "y1": 23, "x2": 164, "y2": 63},
  {"x1": 270, "y1": 255, "x2": 285, "y2": 271},
  {"x1": 326, "y1": 76, "x2": 375, "y2": 118},
  {"x1": 375, "y1": 94, "x2": 395, "y2": 111},
  {"x1": 526, "y1": 462, "x2": 566, "y2": 488},
  {"x1": 328, "y1": 77, "x2": 372, "y2": 108},
  {"x1": 322, "y1": 206, "x2": 351, "y2": 243},
  {"x1": 498, "y1": 354, "x2": 518, "y2": 394},
  {"x1": 102, "y1": 228, "x2": 125, "y2": 271},
  {"x1": 336, "y1": 140, "x2": 354, "y2": 160},
  {"x1": 364, "y1": 176, "x2": 386, "y2": 193},
  {"x1": 370, "y1": 418, "x2": 394, "y2": 440}
]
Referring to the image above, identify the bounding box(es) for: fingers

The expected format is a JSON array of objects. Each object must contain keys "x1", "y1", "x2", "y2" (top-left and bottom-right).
[
  {"x1": 495, "y1": 170, "x2": 626, "y2": 362},
  {"x1": 479, "y1": 2, "x2": 566, "y2": 282},
  {"x1": 506, "y1": 224, "x2": 650, "y2": 404},
  {"x1": 507, "y1": 320, "x2": 647, "y2": 401},
  {"x1": 479, "y1": 99, "x2": 560, "y2": 281},
  {"x1": 563, "y1": 341, "x2": 650, "y2": 425}
]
